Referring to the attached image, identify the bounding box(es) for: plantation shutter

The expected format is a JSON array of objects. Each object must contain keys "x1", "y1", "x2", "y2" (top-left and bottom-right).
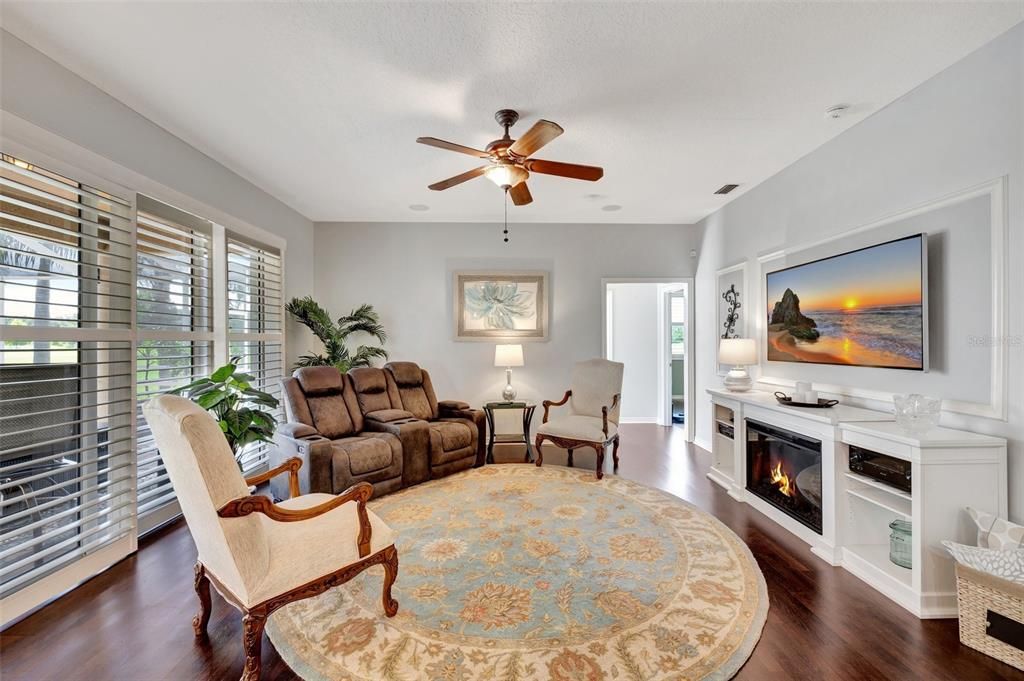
[
  {"x1": 135, "y1": 199, "x2": 214, "y2": 526},
  {"x1": 0, "y1": 153, "x2": 136, "y2": 609},
  {"x1": 226, "y1": 235, "x2": 284, "y2": 472}
]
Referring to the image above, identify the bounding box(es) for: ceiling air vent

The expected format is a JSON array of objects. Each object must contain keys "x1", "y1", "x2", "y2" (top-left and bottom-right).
[{"x1": 714, "y1": 184, "x2": 740, "y2": 195}]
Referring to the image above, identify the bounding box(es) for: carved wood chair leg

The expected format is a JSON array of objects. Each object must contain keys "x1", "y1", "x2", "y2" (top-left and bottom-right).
[
  {"x1": 240, "y1": 612, "x2": 267, "y2": 681},
  {"x1": 534, "y1": 435, "x2": 545, "y2": 467},
  {"x1": 612, "y1": 435, "x2": 621, "y2": 469},
  {"x1": 567, "y1": 448, "x2": 574, "y2": 468},
  {"x1": 192, "y1": 562, "x2": 212, "y2": 638},
  {"x1": 594, "y1": 443, "x2": 605, "y2": 480},
  {"x1": 382, "y1": 545, "x2": 400, "y2": 617}
]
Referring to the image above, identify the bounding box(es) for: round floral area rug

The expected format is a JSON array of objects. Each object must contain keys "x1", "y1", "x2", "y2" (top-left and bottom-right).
[{"x1": 266, "y1": 465, "x2": 768, "y2": 680}]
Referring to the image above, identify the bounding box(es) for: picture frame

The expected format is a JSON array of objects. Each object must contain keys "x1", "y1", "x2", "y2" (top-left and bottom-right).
[
  {"x1": 716, "y1": 261, "x2": 748, "y2": 375},
  {"x1": 452, "y1": 270, "x2": 549, "y2": 341}
]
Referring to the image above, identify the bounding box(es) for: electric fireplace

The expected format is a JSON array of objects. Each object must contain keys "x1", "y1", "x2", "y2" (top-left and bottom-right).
[{"x1": 746, "y1": 419, "x2": 823, "y2": 534}]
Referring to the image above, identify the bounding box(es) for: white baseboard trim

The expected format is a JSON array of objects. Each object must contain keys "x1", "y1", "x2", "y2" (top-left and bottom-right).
[
  {"x1": 693, "y1": 436, "x2": 712, "y2": 453},
  {"x1": 619, "y1": 417, "x2": 658, "y2": 424}
]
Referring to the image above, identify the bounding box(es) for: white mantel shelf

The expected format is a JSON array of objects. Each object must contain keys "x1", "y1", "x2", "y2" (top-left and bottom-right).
[
  {"x1": 706, "y1": 387, "x2": 1007, "y2": 620},
  {"x1": 707, "y1": 387, "x2": 891, "y2": 426}
]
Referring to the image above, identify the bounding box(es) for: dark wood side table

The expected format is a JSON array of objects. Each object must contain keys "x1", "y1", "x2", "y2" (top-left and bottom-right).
[{"x1": 483, "y1": 402, "x2": 537, "y2": 464}]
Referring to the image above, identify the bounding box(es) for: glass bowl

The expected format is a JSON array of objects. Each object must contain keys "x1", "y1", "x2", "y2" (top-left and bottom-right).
[{"x1": 893, "y1": 394, "x2": 941, "y2": 434}]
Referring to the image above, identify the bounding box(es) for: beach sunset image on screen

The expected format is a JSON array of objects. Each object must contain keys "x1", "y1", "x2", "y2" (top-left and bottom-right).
[{"x1": 766, "y1": 235, "x2": 926, "y2": 369}]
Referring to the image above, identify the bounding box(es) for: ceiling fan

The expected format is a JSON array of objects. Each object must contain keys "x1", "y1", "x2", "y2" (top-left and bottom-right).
[{"x1": 416, "y1": 109, "x2": 604, "y2": 206}]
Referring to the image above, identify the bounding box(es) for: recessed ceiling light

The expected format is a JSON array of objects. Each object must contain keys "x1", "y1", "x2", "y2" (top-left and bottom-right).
[
  {"x1": 408, "y1": 204, "x2": 430, "y2": 211},
  {"x1": 602, "y1": 204, "x2": 622, "y2": 212},
  {"x1": 825, "y1": 104, "x2": 850, "y2": 120}
]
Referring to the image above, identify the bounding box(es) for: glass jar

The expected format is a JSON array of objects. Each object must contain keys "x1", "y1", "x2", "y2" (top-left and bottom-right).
[{"x1": 889, "y1": 519, "x2": 912, "y2": 569}]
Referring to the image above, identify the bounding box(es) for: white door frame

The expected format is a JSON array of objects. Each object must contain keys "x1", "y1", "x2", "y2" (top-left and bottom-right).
[{"x1": 601, "y1": 277, "x2": 695, "y2": 443}]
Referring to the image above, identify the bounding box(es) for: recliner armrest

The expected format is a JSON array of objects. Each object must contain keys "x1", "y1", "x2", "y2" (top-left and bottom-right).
[
  {"x1": 277, "y1": 422, "x2": 320, "y2": 439},
  {"x1": 438, "y1": 399, "x2": 471, "y2": 411},
  {"x1": 272, "y1": 424, "x2": 333, "y2": 498}
]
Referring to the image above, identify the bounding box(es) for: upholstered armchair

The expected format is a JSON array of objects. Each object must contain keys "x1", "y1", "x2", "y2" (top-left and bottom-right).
[
  {"x1": 384, "y1": 361, "x2": 486, "y2": 478},
  {"x1": 275, "y1": 367, "x2": 404, "y2": 498},
  {"x1": 535, "y1": 358, "x2": 624, "y2": 479},
  {"x1": 143, "y1": 394, "x2": 399, "y2": 681}
]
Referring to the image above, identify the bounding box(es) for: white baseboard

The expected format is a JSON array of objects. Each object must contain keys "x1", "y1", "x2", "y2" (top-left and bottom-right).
[
  {"x1": 619, "y1": 416, "x2": 658, "y2": 424},
  {"x1": 693, "y1": 436, "x2": 712, "y2": 453}
]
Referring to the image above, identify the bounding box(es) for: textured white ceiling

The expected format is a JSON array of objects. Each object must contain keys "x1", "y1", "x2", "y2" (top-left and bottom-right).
[{"x1": 1, "y1": 2, "x2": 1021, "y2": 224}]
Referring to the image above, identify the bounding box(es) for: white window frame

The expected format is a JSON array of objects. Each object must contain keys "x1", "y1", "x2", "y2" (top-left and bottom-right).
[{"x1": 1, "y1": 116, "x2": 288, "y2": 626}]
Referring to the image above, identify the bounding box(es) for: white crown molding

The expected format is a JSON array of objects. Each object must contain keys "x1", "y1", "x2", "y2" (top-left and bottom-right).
[{"x1": 756, "y1": 177, "x2": 1008, "y2": 421}]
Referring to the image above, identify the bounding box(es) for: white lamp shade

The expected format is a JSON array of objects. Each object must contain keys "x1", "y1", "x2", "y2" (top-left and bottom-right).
[
  {"x1": 494, "y1": 344, "x2": 524, "y2": 367},
  {"x1": 719, "y1": 338, "x2": 756, "y2": 365}
]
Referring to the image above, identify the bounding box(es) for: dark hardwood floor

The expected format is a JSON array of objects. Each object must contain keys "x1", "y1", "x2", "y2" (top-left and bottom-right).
[{"x1": 1, "y1": 424, "x2": 1020, "y2": 680}]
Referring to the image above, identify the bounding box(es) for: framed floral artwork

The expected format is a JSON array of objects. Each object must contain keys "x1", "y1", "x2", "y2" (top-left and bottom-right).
[{"x1": 453, "y1": 271, "x2": 549, "y2": 341}]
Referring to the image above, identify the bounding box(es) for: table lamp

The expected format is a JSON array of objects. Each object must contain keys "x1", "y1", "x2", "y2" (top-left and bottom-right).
[
  {"x1": 494, "y1": 344, "x2": 524, "y2": 401},
  {"x1": 719, "y1": 338, "x2": 756, "y2": 392}
]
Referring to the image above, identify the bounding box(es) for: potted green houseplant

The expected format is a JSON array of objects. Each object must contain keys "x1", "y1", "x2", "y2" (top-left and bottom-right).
[
  {"x1": 286, "y1": 296, "x2": 389, "y2": 372},
  {"x1": 169, "y1": 357, "x2": 279, "y2": 469}
]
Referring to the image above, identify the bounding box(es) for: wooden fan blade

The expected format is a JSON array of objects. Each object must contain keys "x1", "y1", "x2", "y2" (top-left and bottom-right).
[
  {"x1": 417, "y1": 137, "x2": 490, "y2": 158},
  {"x1": 508, "y1": 120, "x2": 563, "y2": 158},
  {"x1": 525, "y1": 159, "x2": 604, "y2": 181},
  {"x1": 509, "y1": 181, "x2": 532, "y2": 206},
  {"x1": 427, "y1": 166, "x2": 487, "y2": 191}
]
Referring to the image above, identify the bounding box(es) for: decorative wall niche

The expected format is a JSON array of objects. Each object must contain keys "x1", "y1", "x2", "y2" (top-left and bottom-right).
[{"x1": 755, "y1": 177, "x2": 1007, "y2": 421}]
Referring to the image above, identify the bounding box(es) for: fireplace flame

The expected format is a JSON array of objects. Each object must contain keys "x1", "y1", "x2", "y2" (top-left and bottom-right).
[{"x1": 769, "y1": 461, "x2": 795, "y2": 498}]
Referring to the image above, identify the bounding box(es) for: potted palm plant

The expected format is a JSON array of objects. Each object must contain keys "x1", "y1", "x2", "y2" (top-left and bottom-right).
[
  {"x1": 169, "y1": 357, "x2": 279, "y2": 468},
  {"x1": 286, "y1": 296, "x2": 389, "y2": 372}
]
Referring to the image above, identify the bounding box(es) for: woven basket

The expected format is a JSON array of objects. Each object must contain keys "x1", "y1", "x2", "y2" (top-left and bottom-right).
[{"x1": 955, "y1": 563, "x2": 1024, "y2": 671}]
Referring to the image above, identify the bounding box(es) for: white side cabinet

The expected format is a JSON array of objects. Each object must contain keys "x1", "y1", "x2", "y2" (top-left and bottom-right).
[{"x1": 838, "y1": 421, "x2": 1007, "y2": 618}]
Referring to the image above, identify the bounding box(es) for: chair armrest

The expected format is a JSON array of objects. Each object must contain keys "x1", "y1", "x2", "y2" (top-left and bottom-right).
[
  {"x1": 244, "y1": 456, "x2": 302, "y2": 499},
  {"x1": 602, "y1": 393, "x2": 621, "y2": 438},
  {"x1": 218, "y1": 481, "x2": 374, "y2": 558},
  {"x1": 542, "y1": 390, "x2": 572, "y2": 424},
  {"x1": 438, "y1": 399, "x2": 470, "y2": 412}
]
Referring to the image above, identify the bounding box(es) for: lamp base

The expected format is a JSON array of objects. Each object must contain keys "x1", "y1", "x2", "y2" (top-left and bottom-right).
[
  {"x1": 502, "y1": 384, "x2": 518, "y2": 401},
  {"x1": 724, "y1": 366, "x2": 752, "y2": 392}
]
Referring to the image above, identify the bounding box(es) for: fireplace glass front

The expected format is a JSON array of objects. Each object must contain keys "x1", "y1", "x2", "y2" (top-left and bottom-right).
[{"x1": 746, "y1": 419, "x2": 823, "y2": 534}]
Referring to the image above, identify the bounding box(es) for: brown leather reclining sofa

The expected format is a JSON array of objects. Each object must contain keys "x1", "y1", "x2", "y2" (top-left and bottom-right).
[{"x1": 271, "y1": 361, "x2": 485, "y2": 499}]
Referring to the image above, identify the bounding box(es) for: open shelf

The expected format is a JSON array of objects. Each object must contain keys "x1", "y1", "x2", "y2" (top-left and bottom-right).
[
  {"x1": 844, "y1": 471, "x2": 911, "y2": 501},
  {"x1": 847, "y1": 484, "x2": 912, "y2": 518},
  {"x1": 844, "y1": 543, "x2": 912, "y2": 587}
]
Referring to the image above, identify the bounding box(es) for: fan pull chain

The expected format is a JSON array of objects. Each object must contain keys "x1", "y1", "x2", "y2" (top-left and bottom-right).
[{"x1": 503, "y1": 189, "x2": 509, "y2": 243}]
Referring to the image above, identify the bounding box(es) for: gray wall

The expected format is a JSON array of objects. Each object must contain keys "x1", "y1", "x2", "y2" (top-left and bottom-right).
[
  {"x1": 0, "y1": 30, "x2": 317, "y2": 361},
  {"x1": 312, "y1": 221, "x2": 699, "y2": 435},
  {"x1": 694, "y1": 23, "x2": 1024, "y2": 520}
]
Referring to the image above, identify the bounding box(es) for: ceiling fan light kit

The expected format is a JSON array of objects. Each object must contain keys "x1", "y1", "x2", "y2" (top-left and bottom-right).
[{"x1": 417, "y1": 108, "x2": 604, "y2": 207}]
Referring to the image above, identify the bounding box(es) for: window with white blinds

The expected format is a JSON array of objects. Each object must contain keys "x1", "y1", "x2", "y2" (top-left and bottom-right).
[
  {"x1": 226, "y1": 237, "x2": 284, "y2": 471},
  {"x1": 135, "y1": 203, "x2": 215, "y2": 523},
  {"x1": 0, "y1": 154, "x2": 136, "y2": 601}
]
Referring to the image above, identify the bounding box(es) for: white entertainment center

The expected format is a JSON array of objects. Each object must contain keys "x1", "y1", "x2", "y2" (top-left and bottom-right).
[{"x1": 708, "y1": 387, "x2": 1008, "y2": 619}]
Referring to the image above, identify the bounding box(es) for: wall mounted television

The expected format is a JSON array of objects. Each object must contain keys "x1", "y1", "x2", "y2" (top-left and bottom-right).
[{"x1": 766, "y1": 234, "x2": 927, "y2": 370}]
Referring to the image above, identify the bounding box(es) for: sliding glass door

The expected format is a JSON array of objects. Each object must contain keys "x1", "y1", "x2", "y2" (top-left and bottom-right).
[
  {"x1": 0, "y1": 153, "x2": 137, "y2": 624},
  {"x1": 0, "y1": 148, "x2": 286, "y2": 625}
]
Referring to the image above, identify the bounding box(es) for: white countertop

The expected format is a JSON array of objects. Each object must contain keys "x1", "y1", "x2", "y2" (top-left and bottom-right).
[
  {"x1": 840, "y1": 420, "x2": 1006, "y2": 448},
  {"x1": 707, "y1": 388, "x2": 893, "y2": 426}
]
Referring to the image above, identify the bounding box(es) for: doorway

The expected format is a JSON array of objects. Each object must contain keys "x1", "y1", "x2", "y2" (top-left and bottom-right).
[{"x1": 602, "y1": 278, "x2": 694, "y2": 443}]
